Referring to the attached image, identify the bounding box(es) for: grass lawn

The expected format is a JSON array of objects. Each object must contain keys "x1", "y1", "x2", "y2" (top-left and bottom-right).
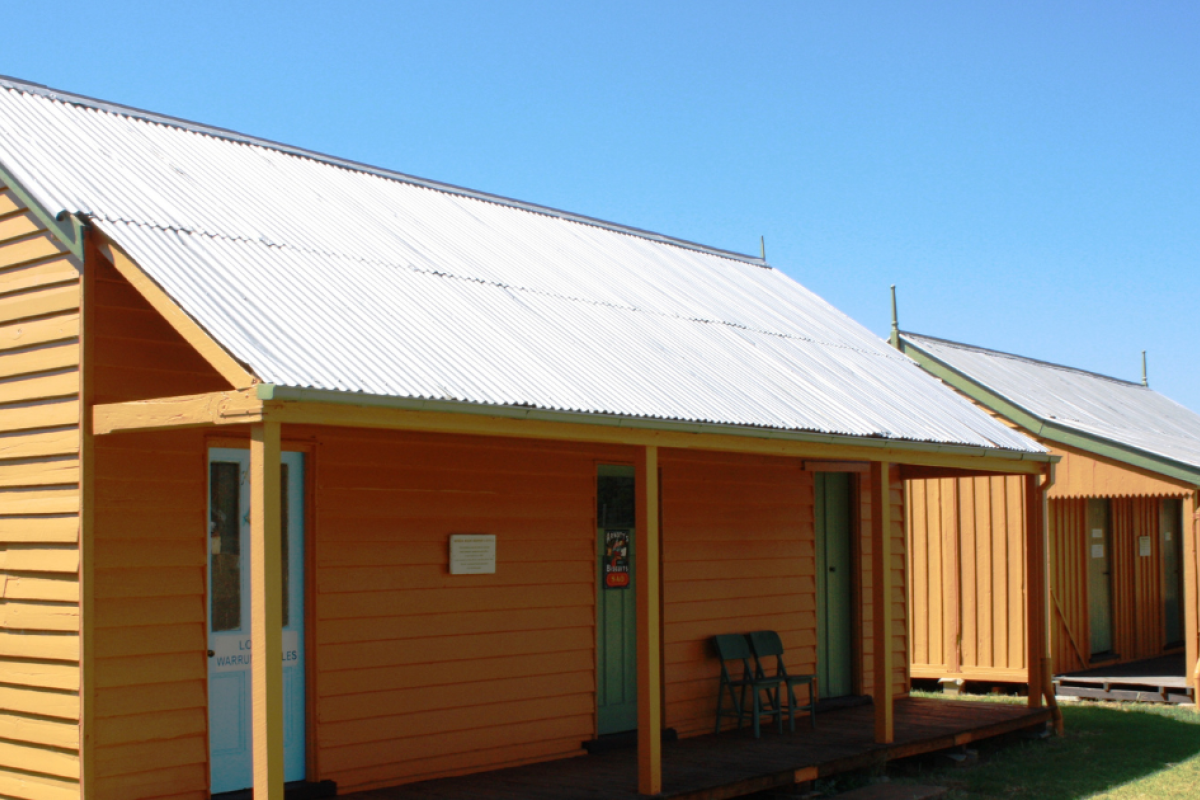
[{"x1": 881, "y1": 693, "x2": 1200, "y2": 799}]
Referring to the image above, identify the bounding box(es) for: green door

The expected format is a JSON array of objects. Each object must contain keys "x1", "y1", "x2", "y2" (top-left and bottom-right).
[
  {"x1": 596, "y1": 465, "x2": 637, "y2": 735},
  {"x1": 815, "y1": 472, "x2": 854, "y2": 699},
  {"x1": 1087, "y1": 499, "x2": 1115, "y2": 657},
  {"x1": 1162, "y1": 499, "x2": 1184, "y2": 647}
]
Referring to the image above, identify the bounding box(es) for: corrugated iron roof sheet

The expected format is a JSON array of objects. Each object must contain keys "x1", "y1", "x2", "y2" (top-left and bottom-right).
[
  {"x1": 903, "y1": 332, "x2": 1200, "y2": 470},
  {"x1": 0, "y1": 78, "x2": 1042, "y2": 453}
]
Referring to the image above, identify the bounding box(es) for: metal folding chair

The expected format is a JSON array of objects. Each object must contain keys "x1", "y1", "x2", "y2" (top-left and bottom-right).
[
  {"x1": 747, "y1": 630, "x2": 817, "y2": 731},
  {"x1": 713, "y1": 633, "x2": 784, "y2": 737}
]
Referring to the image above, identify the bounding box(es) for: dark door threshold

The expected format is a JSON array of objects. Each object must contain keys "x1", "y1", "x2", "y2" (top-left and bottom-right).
[
  {"x1": 1090, "y1": 652, "x2": 1121, "y2": 665},
  {"x1": 213, "y1": 779, "x2": 337, "y2": 800},
  {"x1": 582, "y1": 728, "x2": 678, "y2": 754},
  {"x1": 816, "y1": 694, "x2": 872, "y2": 713}
]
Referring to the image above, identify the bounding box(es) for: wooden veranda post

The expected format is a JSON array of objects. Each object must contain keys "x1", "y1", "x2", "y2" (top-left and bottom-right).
[
  {"x1": 871, "y1": 462, "x2": 894, "y2": 743},
  {"x1": 1024, "y1": 473, "x2": 1045, "y2": 708},
  {"x1": 636, "y1": 445, "x2": 663, "y2": 795},
  {"x1": 1184, "y1": 490, "x2": 1199, "y2": 693},
  {"x1": 251, "y1": 421, "x2": 285, "y2": 800}
]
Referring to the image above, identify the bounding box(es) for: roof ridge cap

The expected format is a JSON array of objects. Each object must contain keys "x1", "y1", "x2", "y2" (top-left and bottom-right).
[{"x1": 901, "y1": 330, "x2": 1144, "y2": 388}]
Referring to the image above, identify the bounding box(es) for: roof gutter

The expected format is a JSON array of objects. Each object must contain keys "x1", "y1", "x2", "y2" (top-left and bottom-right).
[
  {"x1": 899, "y1": 336, "x2": 1200, "y2": 487},
  {"x1": 257, "y1": 383, "x2": 1054, "y2": 465}
]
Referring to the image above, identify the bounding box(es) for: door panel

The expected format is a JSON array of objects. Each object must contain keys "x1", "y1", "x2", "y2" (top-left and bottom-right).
[
  {"x1": 208, "y1": 448, "x2": 307, "y2": 794},
  {"x1": 1086, "y1": 499, "x2": 1114, "y2": 657},
  {"x1": 596, "y1": 465, "x2": 637, "y2": 735},
  {"x1": 816, "y1": 473, "x2": 854, "y2": 699},
  {"x1": 1162, "y1": 499, "x2": 1184, "y2": 647}
]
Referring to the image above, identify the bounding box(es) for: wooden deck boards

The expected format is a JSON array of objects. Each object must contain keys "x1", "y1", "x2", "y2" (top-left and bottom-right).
[{"x1": 345, "y1": 698, "x2": 1050, "y2": 800}]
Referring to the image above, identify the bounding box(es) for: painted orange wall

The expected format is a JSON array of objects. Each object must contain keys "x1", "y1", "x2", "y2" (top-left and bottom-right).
[
  {"x1": 0, "y1": 184, "x2": 83, "y2": 800},
  {"x1": 81, "y1": 247, "x2": 913, "y2": 796},
  {"x1": 908, "y1": 442, "x2": 1189, "y2": 683},
  {"x1": 89, "y1": 252, "x2": 230, "y2": 800}
]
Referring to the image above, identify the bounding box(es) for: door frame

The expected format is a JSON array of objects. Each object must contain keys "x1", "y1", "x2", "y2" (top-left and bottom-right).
[
  {"x1": 205, "y1": 435, "x2": 319, "y2": 787},
  {"x1": 809, "y1": 466, "x2": 864, "y2": 698},
  {"x1": 593, "y1": 459, "x2": 638, "y2": 738}
]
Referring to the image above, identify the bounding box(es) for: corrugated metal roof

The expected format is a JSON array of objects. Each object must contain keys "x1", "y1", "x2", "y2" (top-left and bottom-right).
[
  {"x1": 0, "y1": 77, "x2": 1043, "y2": 453},
  {"x1": 903, "y1": 332, "x2": 1200, "y2": 471}
]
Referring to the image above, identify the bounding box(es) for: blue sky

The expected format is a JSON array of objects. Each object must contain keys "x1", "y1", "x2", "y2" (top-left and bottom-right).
[{"x1": 5, "y1": 1, "x2": 1198, "y2": 408}]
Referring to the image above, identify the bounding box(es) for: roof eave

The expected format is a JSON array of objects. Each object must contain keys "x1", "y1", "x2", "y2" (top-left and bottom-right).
[
  {"x1": 899, "y1": 335, "x2": 1200, "y2": 488},
  {"x1": 259, "y1": 383, "x2": 1054, "y2": 467}
]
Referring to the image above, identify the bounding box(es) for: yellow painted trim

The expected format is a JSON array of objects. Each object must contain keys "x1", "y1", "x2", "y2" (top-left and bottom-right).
[
  {"x1": 92, "y1": 388, "x2": 262, "y2": 435},
  {"x1": 250, "y1": 422, "x2": 285, "y2": 800},
  {"x1": 95, "y1": 387, "x2": 1052, "y2": 476},
  {"x1": 872, "y1": 462, "x2": 894, "y2": 744},
  {"x1": 636, "y1": 445, "x2": 662, "y2": 795},
  {"x1": 78, "y1": 232, "x2": 97, "y2": 800},
  {"x1": 268, "y1": 399, "x2": 1049, "y2": 473},
  {"x1": 1184, "y1": 491, "x2": 1198, "y2": 690},
  {"x1": 96, "y1": 237, "x2": 256, "y2": 389}
]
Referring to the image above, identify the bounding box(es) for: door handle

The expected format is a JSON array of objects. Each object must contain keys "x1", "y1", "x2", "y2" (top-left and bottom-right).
[
  {"x1": 829, "y1": 567, "x2": 836, "y2": 573},
  {"x1": 207, "y1": 650, "x2": 215, "y2": 658}
]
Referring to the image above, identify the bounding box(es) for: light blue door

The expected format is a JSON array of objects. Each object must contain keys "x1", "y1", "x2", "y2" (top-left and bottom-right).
[{"x1": 208, "y1": 448, "x2": 306, "y2": 794}]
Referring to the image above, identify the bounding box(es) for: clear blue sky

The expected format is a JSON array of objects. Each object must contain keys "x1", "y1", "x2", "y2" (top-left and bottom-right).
[{"x1": 5, "y1": 2, "x2": 1198, "y2": 408}]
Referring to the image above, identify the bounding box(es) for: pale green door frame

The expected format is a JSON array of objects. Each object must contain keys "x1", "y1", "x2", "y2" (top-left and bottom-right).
[
  {"x1": 596, "y1": 465, "x2": 637, "y2": 735},
  {"x1": 816, "y1": 472, "x2": 854, "y2": 699},
  {"x1": 1162, "y1": 499, "x2": 1184, "y2": 648},
  {"x1": 1087, "y1": 499, "x2": 1115, "y2": 657}
]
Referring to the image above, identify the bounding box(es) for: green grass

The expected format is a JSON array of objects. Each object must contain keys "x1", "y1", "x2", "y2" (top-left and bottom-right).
[{"x1": 886, "y1": 694, "x2": 1200, "y2": 799}]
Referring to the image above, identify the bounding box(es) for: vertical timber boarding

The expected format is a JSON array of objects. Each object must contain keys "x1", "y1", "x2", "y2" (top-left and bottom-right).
[
  {"x1": 0, "y1": 182, "x2": 85, "y2": 799},
  {"x1": 907, "y1": 445, "x2": 1194, "y2": 684}
]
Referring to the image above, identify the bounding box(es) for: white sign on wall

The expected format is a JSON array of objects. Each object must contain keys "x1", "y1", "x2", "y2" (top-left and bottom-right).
[
  {"x1": 1138, "y1": 536, "x2": 1152, "y2": 557},
  {"x1": 1091, "y1": 544, "x2": 1104, "y2": 559},
  {"x1": 449, "y1": 534, "x2": 497, "y2": 574},
  {"x1": 1091, "y1": 528, "x2": 1104, "y2": 539}
]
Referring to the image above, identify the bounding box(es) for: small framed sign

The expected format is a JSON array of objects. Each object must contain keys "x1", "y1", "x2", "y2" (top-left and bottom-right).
[
  {"x1": 604, "y1": 529, "x2": 631, "y2": 589},
  {"x1": 449, "y1": 534, "x2": 496, "y2": 575},
  {"x1": 1138, "y1": 536, "x2": 1152, "y2": 557}
]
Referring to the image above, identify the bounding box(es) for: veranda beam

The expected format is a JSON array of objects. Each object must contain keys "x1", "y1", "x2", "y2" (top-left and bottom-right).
[
  {"x1": 636, "y1": 445, "x2": 663, "y2": 795},
  {"x1": 92, "y1": 388, "x2": 263, "y2": 434},
  {"x1": 266, "y1": 396, "x2": 1052, "y2": 475},
  {"x1": 871, "y1": 461, "x2": 894, "y2": 744},
  {"x1": 250, "y1": 422, "x2": 285, "y2": 800}
]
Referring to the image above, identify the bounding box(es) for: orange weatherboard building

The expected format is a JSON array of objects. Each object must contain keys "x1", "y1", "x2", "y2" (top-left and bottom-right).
[
  {"x1": 898, "y1": 331, "x2": 1200, "y2": 702},
  {"x1": 0, "y1": 77, "x2": 1056, "y2": 800}
]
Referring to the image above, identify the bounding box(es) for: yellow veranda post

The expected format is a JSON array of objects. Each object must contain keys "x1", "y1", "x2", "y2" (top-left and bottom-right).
[
  {"x1": 636, "y1": 445, "x2": 663, "y2": 795},
  {"x1": 871, "y1": 461, "x2": 894, "y2": 744},
  {"x1": 250, "y1": 421, "x2": 285, "y2": 800}
]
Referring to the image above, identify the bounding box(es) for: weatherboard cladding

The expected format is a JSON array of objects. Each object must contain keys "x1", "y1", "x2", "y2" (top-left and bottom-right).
[
  {"x1": 903, "y1": 333, "x2": 1200, "y2": 472},
  {"x1": 0, "y1": 80, "x2": 1040, "y2": 452}
]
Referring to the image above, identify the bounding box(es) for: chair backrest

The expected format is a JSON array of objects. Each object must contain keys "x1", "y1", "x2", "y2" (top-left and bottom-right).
[
  {"x1": 713, "y1": 633, "x2": 752, "y2": 662},
  {"x1": 747, "y1": 630, "x2": 788, "y2": 678}
]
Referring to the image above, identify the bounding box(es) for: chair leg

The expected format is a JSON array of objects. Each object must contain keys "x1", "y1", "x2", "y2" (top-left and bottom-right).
[
  {"x1": 752, "y1": 692, "x2": 761, "y2": 738},
  {"x1": 786, "y1": 684, "x2": 797, "y2": 733},
  {"x1": 811, "y1": 681, "x2": 818, "y2": 729},
  {"x1": 715, "y1": 681, "x2": 725, "y2": 735}
]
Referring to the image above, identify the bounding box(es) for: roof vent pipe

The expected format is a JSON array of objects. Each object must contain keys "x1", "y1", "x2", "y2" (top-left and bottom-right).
[
  {"x1": 889, "y1": 285, "x2": 900, "y2": 349},
  {"x1": 1142, "y1": 350, "x2": 1148, "y2": 387},
  {"x1": 760, "y1": 236, "x2": 766, "y2": 262}
]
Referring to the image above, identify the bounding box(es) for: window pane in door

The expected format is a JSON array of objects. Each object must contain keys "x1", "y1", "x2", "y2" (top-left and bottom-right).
[
  {"x1": 210, "y1": 462, "x2": 242, "y2": 632},
  {"x1": 281, "y1": 463, "x2": 290, "y2": 628}
]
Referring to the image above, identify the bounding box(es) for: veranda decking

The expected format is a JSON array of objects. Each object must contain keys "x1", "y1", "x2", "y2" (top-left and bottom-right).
[
  {"x1": 346, "y1": 697, "x2": 1051, "y2": 800},
  {"x1": 1054, "y1": 654, "x2": 1193, "y2": 704}
]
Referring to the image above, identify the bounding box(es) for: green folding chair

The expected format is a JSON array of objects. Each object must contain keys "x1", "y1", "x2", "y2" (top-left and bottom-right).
[
  {"x1": 747, "y1": 630, "x2": 817, "y2": 731},
  {"x1": 713, "y1": 633, "x2": 784, "y2": 738}
]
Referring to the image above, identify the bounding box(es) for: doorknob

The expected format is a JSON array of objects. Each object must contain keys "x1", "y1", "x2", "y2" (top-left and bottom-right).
[
  {"x1": 207, "y1": 650, "x2": 215, "y2": 658},
  {"x1": 829, "y1": 567, "x2": 836, "y2": 573}
]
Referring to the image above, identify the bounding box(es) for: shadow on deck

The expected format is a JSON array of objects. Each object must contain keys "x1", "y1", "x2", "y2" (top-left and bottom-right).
[
  {"x1": 1054, "y1": 653, "x2": 1193, "y2": 704},
  {"x1": 346, "y1": 697, "x2": 1050, "y2": 800}
]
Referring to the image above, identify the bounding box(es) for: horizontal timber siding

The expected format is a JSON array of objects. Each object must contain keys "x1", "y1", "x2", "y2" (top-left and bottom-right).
[
  {"x1": 660, "y1": 451, "x2": 814, "y2": 738},
  {"x1": 304, "y1": 427, "x2": 632, "y2": 793},
  {"x1": 89, "y1": 250, "x2": 230, "y2": 800},
  {"x1": 0, "y1": 183, "x2": 82, "y2": 800}
]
